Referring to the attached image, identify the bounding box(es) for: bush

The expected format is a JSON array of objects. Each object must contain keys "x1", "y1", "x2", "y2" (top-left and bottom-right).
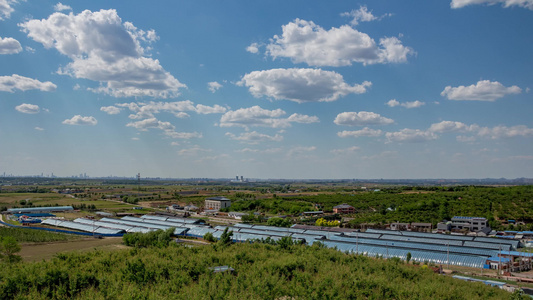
[{"x1": 203, "y1": 232, "x2": 216, "y2": 243}]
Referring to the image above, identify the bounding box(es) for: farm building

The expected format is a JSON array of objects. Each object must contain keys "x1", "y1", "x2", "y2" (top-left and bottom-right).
[
  {"x1": 205, "y1": 197, "x2": 231, "y2": 210},
  {"x1": 333, "y1": 203, "x2": 355, "y2": 214},
  {"x1": 7, "y1": 206, "x2": 74, "y2": 214}
]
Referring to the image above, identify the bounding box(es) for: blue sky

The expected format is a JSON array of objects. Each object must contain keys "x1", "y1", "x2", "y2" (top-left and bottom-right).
[{"x1": 0, "y1": 0, "x2": 532, "y2": 179}]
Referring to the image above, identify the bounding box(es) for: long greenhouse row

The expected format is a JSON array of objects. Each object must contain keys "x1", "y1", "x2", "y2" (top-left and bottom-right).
[{"x1": 40, "y1": 215, "x2": 521, "y2": 268}]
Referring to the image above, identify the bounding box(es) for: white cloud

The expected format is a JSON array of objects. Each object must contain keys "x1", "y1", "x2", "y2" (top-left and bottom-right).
[
  {"x1": 264, "y1": 19, "x2": 414, "y2": 67},
  {"x1": 0, "y1": 74, "x2": 56, "y2": 92},
  {"x1": 100, "y1": 106, "x2": 122, "y2": 115},
  {"x1": 451, "y1": 0, "x2": 533, "y2": 10},
  {"x1": 441, "y1": 80, "x2": 521, "y2": 101},
  {"x1": 54, "y1": 2, "x2": 72, "y2": 11},
  {"x1": 429, "y1": 121, "x2": 476, "y2": 133},
  {"x1": 34, "y1": 127, "x2": 44, "y2": 131},
  {"x1": 164, "y1": 131, "x2": 202, "y2": 139},
  {"x1": 131, "y1": 137, "x2": 139, "y2": 141},
  {"x1": 225, "y1": 131, "x2": 283, "y2": 144},
  {"x1": 385, "y1": 129, "x2": 438, "y2": 143},
  {"x1": 219, "y1": 106, "x2": 318, "y2": 129},
  {"x1": 387, "y1": 99, "x2": 425, "y2": 108},
  {"x1": 125, "y1": 117, "x2": 202, "y2": 139},
  {"x1": 334, "y1": 111, "x2": 394, "y2": 126},
  {"x1": 0, "y1": 0, "x2": 17, "y2": 20},
  {"x1": 246, "y1": 42, "x2": 260, "y2": 54},
  {"x1": 62, "y1": 115, "x2": 97, "y2": 126},
  {"x1": 195, "y1": 104, "x2": 227, "y2": 114},
  {"x1": 337, "y1": 128, "x2": 383, "y2": 138},
  {"x1": 126, "y1": 118, "x2": 175, "y2": 131},
  {"x1": 20, "y1": 9, "x2": 186, "y2": 98},
  {"x1": 115, "y1": 100, "x2": 226, "y2": 119},
  {"x1": 401, "y1": 100, "x2": 425, "y2": 108},
  {"x1": 238, "y1": 68, "x2": 371, "y2": 103},
  {"x1": 478, "y1": 125, "x2": 533, "y2": 139},
  {"x1": 207, "y1": 81, "x2": 223, "y2": 93},
  {"x1": 386, "y1": 99, "x2": 400, "y2": 107},
  {"x1": 287, "y1": 113, "x2": 320, "y2": 124},
  {"x1": 0, "y1": 37, "x2": 21, "y2": 54},
  {"x1": 330, "y1": 146, "x2": 361, "y2": 155},
  {"x1": 341, "y1": 6, "x2": 378, "y2": 26},
  {"x1": 15, "y1": 103, "x2": 40, "y2": 114}
]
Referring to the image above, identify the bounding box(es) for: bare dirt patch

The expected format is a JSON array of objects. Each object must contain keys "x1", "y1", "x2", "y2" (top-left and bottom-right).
[{"x1": 19, "y1": 237, "x2": 127, "y2": 262}]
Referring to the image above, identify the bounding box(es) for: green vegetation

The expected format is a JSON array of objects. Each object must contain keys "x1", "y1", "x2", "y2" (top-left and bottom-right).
[
  {"x1": 0, "y1": 241, "x2": 512, "y2": 299},
  {"x1": 315, "y1": 218, "x2": 340, "y2": 227},
  {"x1": 227, "y1": 186, "x2": 533, "y2": 229},
  {"x1": 0, "y1": 236, "x2": 21, "y2": 263},
  {"x1": 267, "y1": 217, "x2": 292, "y2": 227},
  {"x1": 122, "y1": 228, "x2": 174, "y2": 248},
  {"x1": 0, "y1": 227, "x2": 81, "y2": 243}
]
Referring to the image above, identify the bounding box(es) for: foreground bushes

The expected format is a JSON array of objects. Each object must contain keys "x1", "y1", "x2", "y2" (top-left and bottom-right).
[{"x1": 0, "y1": 241, "x2": 513, "y2": 299}]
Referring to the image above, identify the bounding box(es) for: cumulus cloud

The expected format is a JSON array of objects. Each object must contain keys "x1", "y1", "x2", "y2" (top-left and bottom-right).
[
  {"x1": 219, "y1": 105, "x2": 318, "y2": 129},
  {"x1": 100, "y1": 106, "x2": 122, "y2": 115},
  {"x1": 20, "y1": 9, "x2": 186, "y2": 98},
  {"x1": 334, "y1": 111, "x2": 394, "y2": 126},
  {"x1": 54, "y1": 2, "x2": 72, "y2": 11},
  {"x1": 451, "y1": 0, "x2": 533, "y2": 9},
  {"x1": 62, "y1": 115, "x2": 97, "y2": 126},
  {"x1": 386, "y1": 99, "x2": 425, "y2": 108},
  {"x1": 0, "y1": 74, "x2": 56, "y2": 92},
  {"x1": 246, "y1": 42, "x2": 260, "y2": 54},
  {"x1": 34, "y1": 127, "x2": 44, "y2": 131},
  {"x1": 238, "y1": 68, "x2": 371, "y2": 103},
  {"x1": 15, "y1": 103, "x2": 40, "y2": 114},
  {"x1": 330, "y1": 146, "x2": 361, "y2": 155},
  {"x1": 386, "y1": 99, "x2": 400, "y2": 107},
  {"x1": 114, "y1": 100, "x2": 227, "y2": 119},
  {"x1": 264, "y1": 19, "x2": 414, "y2": 67},
  {"x1": 428, "y1": 121, "x2": 477, "y2": 133},
  {"x1": 225, "y1": 131, "x2": 283, "y2": 144},
  {"x1": 478, "y1": 125, "x2": 533, "y2": 139},
  {"x1": 0, "y1": 37, "x2": 21, "y2": 54},
  {"x1": 441, "y1": 80, "x2": 521, "y2": 101},
  {"x1": 0, "y1": 0, "x2": 18, "y2": 20},
  {"x1": 126, "y1": 117, "x2": 201, "y2": 139},
  {"x1": 236, "y1": 147, "x2": 283, "y2": 154},
  {"x1": 385, "y1": 129, "x2": 438, "y2": 143},
  {"x1": 207, "y1": 81, "x2": 222, "y2": 93},
  {"x1": 341, "y1": 6, "x2": 379, "y2": 26},
  {"x1": 126, "y1": 118, "x2": 174, "y2": 131},
  {"x1": 401, "y1": 100, "x2": 425, "y2": 108},
  {"x1": 337, "y1": 127, "x2": 383, "y2": 138}
]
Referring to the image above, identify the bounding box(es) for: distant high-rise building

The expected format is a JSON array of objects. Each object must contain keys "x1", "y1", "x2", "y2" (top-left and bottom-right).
[{"x1": 240, "y1": 176, "x2": 244, "y2": 181}]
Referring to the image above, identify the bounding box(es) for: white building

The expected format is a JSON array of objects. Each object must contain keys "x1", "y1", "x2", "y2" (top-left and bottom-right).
[{"x1": 205, "y1": 197, "x2": 231, "y2": 210}]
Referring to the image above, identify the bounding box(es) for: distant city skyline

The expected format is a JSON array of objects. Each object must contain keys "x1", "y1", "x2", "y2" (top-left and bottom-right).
[{"x1": 1, "y1": 1, "x2": 532, "y2": 179}]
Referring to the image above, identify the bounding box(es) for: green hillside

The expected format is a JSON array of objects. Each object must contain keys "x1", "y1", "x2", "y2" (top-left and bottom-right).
[{"x1": 0, "y1": 241, "x2": 513, "y2": 299}]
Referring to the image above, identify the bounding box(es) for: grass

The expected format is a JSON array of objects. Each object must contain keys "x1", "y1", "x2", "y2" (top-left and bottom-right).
[{"x1": 0, "y1": 227, "x2": 82, "y2": 243}]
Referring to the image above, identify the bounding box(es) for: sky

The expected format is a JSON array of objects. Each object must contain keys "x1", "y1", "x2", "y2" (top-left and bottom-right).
[{"x1": 0, "y1": 0, "x2": 532, "y2": 179}]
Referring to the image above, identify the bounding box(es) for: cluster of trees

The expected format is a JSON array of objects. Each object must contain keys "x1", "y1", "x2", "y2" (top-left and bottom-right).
[
  {"x1": 122, "y1": 228, "x2": 174, "y2": 248},
  {"x1": 315, "y1": 218, "x2": 340, "y2": 227},
  {"x1": 224, "y1": 186, "x2": 533, "y2": 229},
  {"x1": 267, "y1": 217, "x2": 292, "y2": 227},
  {"x1": 72, "y1": 203, "x2": 97, "y2": 210},
  {"x1": 0, "y1": 236, "x2": 21, "y2": 263},
  {"x1": 0, "y1": 238, "x2": 512, "y2": 299},
  {"x1": 121, "y1": 196, "x2": 139, "y2": 204}
]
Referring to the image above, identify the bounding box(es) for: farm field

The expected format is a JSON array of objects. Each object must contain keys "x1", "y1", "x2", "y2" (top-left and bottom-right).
[{"x1": 18, "y1": 237, "x2": 126, "y2": 262}]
